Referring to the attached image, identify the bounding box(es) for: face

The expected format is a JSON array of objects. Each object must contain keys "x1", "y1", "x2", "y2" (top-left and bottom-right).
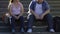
[
  {"x1": 37, "y1": 0, "x2": 43, "y2": 3},
  {"x1": 13, "y1": 0, "x2": 19, "y2": 2}
]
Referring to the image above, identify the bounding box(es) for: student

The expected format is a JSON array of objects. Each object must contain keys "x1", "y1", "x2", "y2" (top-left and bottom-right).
[
  {"x1": 8, "y1": 0, "x2": 24, "y2": 32},
  {"x1": 28, "y1": 0, "x2": 55, "y2": 32}
]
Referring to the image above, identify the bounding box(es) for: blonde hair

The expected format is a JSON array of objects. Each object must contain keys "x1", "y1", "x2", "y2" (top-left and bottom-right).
[{"x1": 8, "y1": 0, "x2": 13, "y2": 9}]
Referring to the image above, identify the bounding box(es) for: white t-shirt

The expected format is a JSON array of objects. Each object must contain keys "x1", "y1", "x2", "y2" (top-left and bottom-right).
[
  {"x1": 32, "y1": 0, "x2": 36, "y2": 1},
  {"x1": 35, "y1": 3, "x2": 43, "y2": 15}
]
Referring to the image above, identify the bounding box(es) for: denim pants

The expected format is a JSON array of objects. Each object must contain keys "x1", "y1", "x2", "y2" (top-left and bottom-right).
[
  {"x1": 11, "y1": 16, "x2": 24, "y2": 32},
  {"x1": 28, "y1": 14, "x2": 54, "y2": 29}
]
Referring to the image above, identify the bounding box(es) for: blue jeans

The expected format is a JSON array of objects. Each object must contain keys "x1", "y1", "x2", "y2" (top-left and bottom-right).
[
  {"x1": 11, "y1": 16, "x2": 24, "y2": 32},
  {"x1": 28, "y1": 14, "x2": 54, "y2": 29}
]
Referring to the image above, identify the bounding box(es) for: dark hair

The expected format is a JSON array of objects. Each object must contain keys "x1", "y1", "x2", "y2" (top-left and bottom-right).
[
  {"x1": 11, "y1": 0, "x2": 13, "y2": 3},
  {"x1": 9, "y1": 0, "x2": 13, "y2": 3}
]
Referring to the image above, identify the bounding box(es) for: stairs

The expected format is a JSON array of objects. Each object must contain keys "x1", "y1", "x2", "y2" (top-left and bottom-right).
[
  {"x1": 0, "y1": 0, "x2": 60, "y2": 34},
  {"x1": 0, "y1": 32, "x2": 60, "y2": 34},
  {"x1": 47, "y1": 0, "x2": 60, "y2": 16}
]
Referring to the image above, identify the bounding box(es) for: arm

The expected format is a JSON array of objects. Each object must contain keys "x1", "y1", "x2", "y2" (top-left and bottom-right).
[
  {"x1": 30, "y1": 9, "x2": 39, "y2": 17},
  {"x1": 29, "y1": 1, "x2": 39, "y2": 18},
  {"x1": 42, "y1": 9, "x2": 50, "y2": 17},
  {"x1": 8, "y1": 4, "x2": 17, "y2": 18},
  {"x1": 42, "y1": 1, "x2": 50, "y2": 16},
  {"x1": 40, "y1": 1, "x2": 50, "y2": 19}
]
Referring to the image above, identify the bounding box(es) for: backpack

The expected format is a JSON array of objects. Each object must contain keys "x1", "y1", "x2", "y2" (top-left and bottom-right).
[{"x1": 53, "y1": 16, "x2": 60, "y2": 32}]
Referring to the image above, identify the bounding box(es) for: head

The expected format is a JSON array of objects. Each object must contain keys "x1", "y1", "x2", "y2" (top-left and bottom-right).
[
  {"x1": 8, "y1": 0, "x2": 19, "y2": 9},
  {"x1": 36, "y1": 0, "x2": 43, "y2": 3},
  {"x1": 9, "y1": 0, "x2": 19, "y2": 3}
]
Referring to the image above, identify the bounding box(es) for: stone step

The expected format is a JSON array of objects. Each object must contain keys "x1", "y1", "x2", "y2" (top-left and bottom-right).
[
  {"x1": 0, "y1": 26, "x2": 48, "y2": 32},
  {"x1": 0, "y1": 0, "x2": 23, "y2": 1},
  {"x1": 0, "y1": 1, "x2": 60, "y2": 6},
  {"x1": 0, "y1": 8, "x2": 8, "y2": 12},
  {"x1": 0, "y1": 1, "x2": 8, "y2": 4},
  {"x1": 51, "y1": 13, "x2": 60, "y2": 16},
  {"x1": 48, "y1": 1, "x2": 60, "y2": 4},
  {"x1": 0, "y1": 32, "x2": 60, "y2": 34},
  {"x1": 0, "y1": 20, "x2": 47, "y2": 26},
  {"x1": 0, "y1": 1, "x2": 60, "y2": 4},
  {"x1": 0, "y1": 21, "x2": 57, "y2": 32},
  {"x1": 0, "y1": 0, "x2": 9, "y2": 1},
  {"x1": 47, "y1": 0, "x2": 60, "y2": 1},
  {"x1": 33, "y1": 26, "x2": 48, "y2": 32}
]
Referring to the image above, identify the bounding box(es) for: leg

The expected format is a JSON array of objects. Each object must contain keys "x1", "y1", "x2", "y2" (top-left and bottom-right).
[
  {"x1": 44, "y1": 14, "x2": 55, "y2": 32},
  {"x1": 11, "y1": 16, "x2": 16, "y2": 32},
  {"x1": 27, "y1": 15, "x2": 35, "y2": 32},
  {"x1": 19, "y1": 16, "x2": 25, "y2": 32}
]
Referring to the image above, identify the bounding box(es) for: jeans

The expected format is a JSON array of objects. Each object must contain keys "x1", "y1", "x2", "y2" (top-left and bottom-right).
[
  {"x1": 11, "y1": 16, "x2": 24, "y2": 32},
  {"x1": 28, "y1": 14, "x2": 54, "y2": 29}
]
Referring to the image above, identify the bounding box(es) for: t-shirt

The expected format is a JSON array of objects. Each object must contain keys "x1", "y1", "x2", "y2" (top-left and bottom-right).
[
  {"x1": 10, "y1": 3, "x2": 21, "y2": 15},
  {"x1": 35, "y1": 3, "x2": 43, "y2": 15}
]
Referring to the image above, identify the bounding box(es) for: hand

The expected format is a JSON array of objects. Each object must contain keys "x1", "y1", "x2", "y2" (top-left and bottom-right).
[
  {"x1": 35, "y1": 15, "x2": 40, "y2": 19},
  {"x1": 17, "y1": 16, "x2": 20, "y2": 19},
  {"x1": 40, "y1": 15, "x2": 44, "y2": 20},
  {"x1": 14, "y1": 16, "x2": 19, "y2": 20}
]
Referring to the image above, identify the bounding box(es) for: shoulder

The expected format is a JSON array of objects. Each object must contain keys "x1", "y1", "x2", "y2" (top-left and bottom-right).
[
  {"x1": 43, "y1": 0, "x2": 48, "y2": 4},
  {"x1": 32, "y1": 0, "x2": 36, "y2": 1},
  {"x1": 32, "y1": 1, "x2": 36, "y2": 4},
  {"x1": 8, "y1": 3, "x2": 13, "y2": 7},
  {"x1": 30, "y1": 1, "x2": 36, "y2": 6},
  {"x1": 8, "y1": 3, "x2": 13, "y2": 9},
  {"x1": 19, "y1": 2, "x2": 23, "y2": 6}
]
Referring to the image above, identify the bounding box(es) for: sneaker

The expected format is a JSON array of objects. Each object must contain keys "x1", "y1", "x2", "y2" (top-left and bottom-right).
[
  {"x1": 21, "y1": 28, "x2": 24, "y2": 32},
  {"x1": 12, "y1": 29, "x2": 15, "y2": 33},
  {"x1": 49, "y1": 29, "x2": 55, "y2": 32},
  {"x1": 27, "y1": 29, "x2": 32, "y2": 33}
]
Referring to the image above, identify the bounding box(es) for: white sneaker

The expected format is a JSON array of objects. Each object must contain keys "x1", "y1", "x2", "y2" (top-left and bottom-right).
[
  {"x1": 27, "y1": 29, "x2": 32, "y2": 33},
  {"x1": 12, "y1": 29, "x2": 15, "y2": 33},
  {"x1": 21, "y1": 28, "x2": 24, "y2": 32},
  {"x1": 49, "y1": 29, "x2": 55, "y2": 32}
]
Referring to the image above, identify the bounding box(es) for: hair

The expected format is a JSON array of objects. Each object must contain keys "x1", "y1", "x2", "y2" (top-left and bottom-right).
[
  {"x1": 8, "y1": 0, "x2": 13, "y2": 9},
  {"x1": 9, "y1": 0, "x2": 13, "y2": 5},
  {"x1": 9, "y1": 0, "x2": 13, "y2": 3}
]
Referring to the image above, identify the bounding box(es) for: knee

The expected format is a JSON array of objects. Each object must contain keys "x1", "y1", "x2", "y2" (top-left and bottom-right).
[
  {"x1": 29, "y1": 15, "x2": 34, "y2": 18},
  {"x1": 20, "y1": 16, "x2": 24, "y2": 19},
  {"x1": 46, "y1": 14, "x2": 53, "y2": 18}
]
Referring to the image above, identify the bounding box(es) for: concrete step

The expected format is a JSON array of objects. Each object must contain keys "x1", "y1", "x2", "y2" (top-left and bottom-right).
[
  {"x1": 0, "y1": 0, "x2": 29, "y2": 1},
  {"x1": 0, "y1": 32, "x2": 60, "y2": 34},
  {"x1": 0, "y1": 26, "x2": 48, "y2": 32},
  {"x1": 47, "y1": 0, "x2": 60, "y2": 1},
  {"x1": 0, "y1": 1, "x2": 60, "y2": 5},
  {"x1": 48, "y1": 1, "x2": 60, "y2": 4},
  {"x1": 0, "y1": 8, "x2": 8, "y2": 12},
  {"x1": 0, "y1": 21, "x2": 52, "y2": 32},
  {"x1": 0, "y1": 0, "x2": 9, "y2": 1},
  {"x1": 51, "y1": 13, "x2": 60, "y2": 16},
  {"x1": 0, "y1": 1, "x2": 8, "y2": 4},
  {"x1": 33, "y1": 26, "x2": 48, "y2": 32},
  {"x1": 50, "y1": 4, "x2": 60, "y2": 6}
]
